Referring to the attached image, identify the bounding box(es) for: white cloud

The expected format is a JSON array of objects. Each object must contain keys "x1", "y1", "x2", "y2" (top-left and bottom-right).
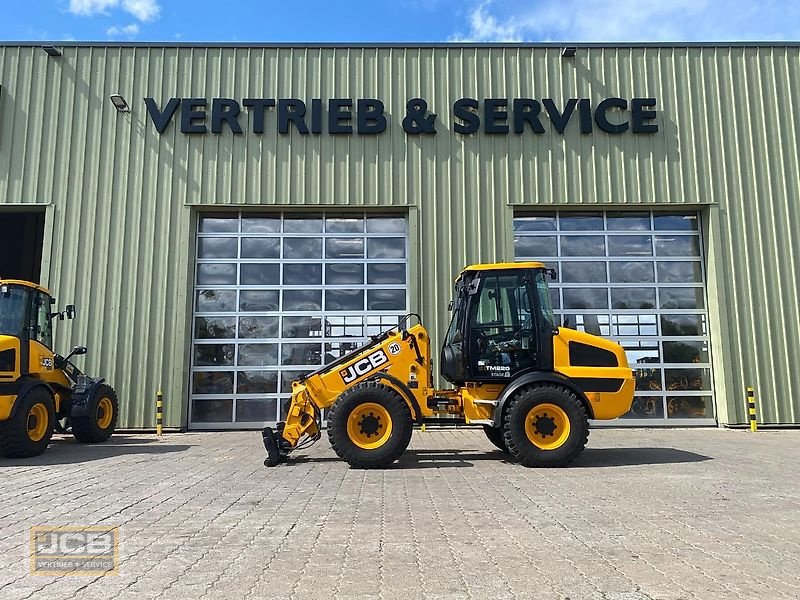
[
  {"x1": 451, "y1": 1, "x2": 522, "y2": 42},
  {"x1": 68, "y1": 0, "x2": 160, "y2": 22},
  {"x1": 122, "y1": 0, "x2": 159, "y2": 21},
  {"x1": 69, "y1": 0, "x2": 117, "y2": 16},
  {"x1": 452, "y1": 0, "x2": 800, "y2": 42},
  {"x1": 106, "y1": 23, "x2": 140, "y2": 37}
]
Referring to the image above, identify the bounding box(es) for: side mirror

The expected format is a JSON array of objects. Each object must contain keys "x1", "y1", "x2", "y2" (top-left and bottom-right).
[
  {"x1": 447, "y1": 300, "x2": 453, "y2": 312},
  {"x1": 1, "y1": 284, "x2": 9, "y2": 297},
  {"x1": 546, "y1": 268, "x2": 558, "y2": 281},
  {"x1": 65, "y1": 305, "x2": 76, "y2": 319},
  {"x1": 64, "y1": 346, "x2": 88, "y2": 362}
]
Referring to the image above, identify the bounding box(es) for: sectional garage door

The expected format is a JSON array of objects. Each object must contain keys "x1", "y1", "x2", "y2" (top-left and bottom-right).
[
  {"x1": 190, "y1": 212, "x2": 409, "y2": 429},
  {"x1": 514, "y1": 211, "x2": 715, "y2": 425}
]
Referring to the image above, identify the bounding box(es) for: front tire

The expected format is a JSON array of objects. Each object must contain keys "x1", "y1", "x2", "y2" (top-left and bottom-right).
[
  {"x1": 502, "y1": 383, "x2": 589, "y2": 467},
  {"x1": 0, "y1": 387, "x2": 56, "y2": 458},
  {"x1": 72, "y1": 384, "x2": 118, "y2": 443},
  {"x1": 483, "y1": 425, "x2": 509, "y2": 453},
  {"x1": 327, "y1": 381, "x2": 413, "y2": 469}
]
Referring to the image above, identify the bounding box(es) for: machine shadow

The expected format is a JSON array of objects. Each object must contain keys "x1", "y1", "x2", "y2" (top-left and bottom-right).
[
  {"x1": 0, "y1": 436, "x2": 192, "y2": 467},
  {"x1": 288, "y1": 447, "x2": 711, "y2": 469},
  {"x1": 571, "y1": 447, "x2": 711, "y2": 467}
]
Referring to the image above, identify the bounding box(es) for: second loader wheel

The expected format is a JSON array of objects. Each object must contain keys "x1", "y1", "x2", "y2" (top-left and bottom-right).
[
  {"x1": 72, "y1": 384, "x2": 119, "y2": 443},
  {"x1": 0, "y1": 386, "x2": 56, "y2": 458},
  {"x1": 502, "y1": 383, "x2": 589, "y2": 467},
  {"x1": 483, "y1": 425, "x2": 509, "y2": 453},
  {"x1": 327, "y1": 381, "x2": 413, "y2": 469}
]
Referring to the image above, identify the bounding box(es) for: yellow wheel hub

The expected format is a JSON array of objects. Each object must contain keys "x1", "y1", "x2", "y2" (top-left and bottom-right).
[
  {"x1": 27, "y1": 403, "x2": 49, "y2": 442},
  {"x1": 525, "y1": 403, "x2": 570, "y2": 450},
  {"x1": 346, "y1": 402, "x2": 393, "y2": 450},
  {"x1": 97, "y1": 398, "x2": 114, "y2": 429}
]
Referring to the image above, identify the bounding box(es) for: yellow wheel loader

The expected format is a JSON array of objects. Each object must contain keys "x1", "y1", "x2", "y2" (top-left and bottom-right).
[
  {"x1": 263, "y1": 262, "x2": 635, "y2": 468},
  {"x1": 0, "y1": 280, "x2": 118, "y2": 458}
]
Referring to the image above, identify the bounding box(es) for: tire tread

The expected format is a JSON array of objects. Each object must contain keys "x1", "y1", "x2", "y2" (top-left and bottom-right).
[
  {"x1": 71, "y1": 384, "x2": 118, "y2": 444},
  {"x1": 0, "y1": 387, "x2": 55, "y2": 458},
  {"x1": 502, "y1": 382, "x2": 589, "y2": 467},
  {"x1": 327, "y1": 381, "x2": 413, "y2": 469}
]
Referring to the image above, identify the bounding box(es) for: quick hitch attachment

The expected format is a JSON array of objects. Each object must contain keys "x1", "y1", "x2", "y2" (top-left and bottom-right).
[{"x1": 262, "y1": 423, "x2": 291, "y2": 467}]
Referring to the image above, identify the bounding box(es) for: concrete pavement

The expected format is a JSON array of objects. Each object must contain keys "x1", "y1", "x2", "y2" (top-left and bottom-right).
[{"x1": 1, "y1": 427, "x2": 798, "y2": 600}]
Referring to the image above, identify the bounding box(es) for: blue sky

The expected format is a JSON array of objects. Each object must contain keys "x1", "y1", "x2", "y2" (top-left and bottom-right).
[{"x1": 2, "y1": 0, "x2": 799, "y2": 43}]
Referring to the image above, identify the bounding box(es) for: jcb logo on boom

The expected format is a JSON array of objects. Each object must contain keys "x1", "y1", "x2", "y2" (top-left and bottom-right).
[{"x1": 340, "y1": 350, "x2": 389, "y2": 384}]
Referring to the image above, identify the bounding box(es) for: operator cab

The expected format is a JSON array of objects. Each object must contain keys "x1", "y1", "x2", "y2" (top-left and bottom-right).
[
  {"x1": 440, "y1": 263, "x2": 557, "y2": 385},
  {"x1": 0, "y1": 281, "x2": 57, "y2": 350}
]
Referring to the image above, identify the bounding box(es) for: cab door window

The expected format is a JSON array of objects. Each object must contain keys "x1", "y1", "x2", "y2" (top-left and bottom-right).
[
  {"x1": 470, "y1": 274, "x2": 536, "y2": 378},
  {"x1": 30, "y1": 292, "x2": 53, "y2": 349}
]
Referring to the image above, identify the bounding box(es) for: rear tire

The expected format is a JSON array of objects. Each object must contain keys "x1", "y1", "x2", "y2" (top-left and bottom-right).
[
  {"x1": 502, "y1": 383, "x2": 589, "y2": 467},
  {"x1": 0, "y1": 386, "x2": 55, "y2": 458},
  {"x1": 327, "y1": 381, "x2": 413, "y2": 469},
  {"x1": 72, "y1": 384, "x2": 118, "y2": 443},
  {"x1": 483, "y1": 425, "x2": 509, "y2": 453}
]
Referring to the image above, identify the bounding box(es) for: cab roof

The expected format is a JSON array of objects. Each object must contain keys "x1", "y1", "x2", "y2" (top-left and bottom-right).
[
  {"x1": 0, "y1": 279, "x2": 53, "y2": 296},
  {"x1": 461, "y1": 261, "x2": 546, "y2": 273}
]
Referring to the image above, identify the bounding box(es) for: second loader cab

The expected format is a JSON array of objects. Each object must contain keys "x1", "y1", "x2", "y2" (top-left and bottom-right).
[{"x1": 441, "y1": 262, "x2": 556, "y2": 385}]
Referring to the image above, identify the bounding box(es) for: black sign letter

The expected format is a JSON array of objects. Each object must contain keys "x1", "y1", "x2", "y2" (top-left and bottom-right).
[
  {"x1": 631, "y1": 98, "x2": 658, "y2": 133},
  {"x1": 578, "y1": 99, "x2": 593, "y2": 134},
  {"x1": 145, "y1": 97, "x2": 180, "y2": 133},
  {"x1": 211, "y1": 98, "x2": 243, "y2": 134},
  {"x1": 453, "y1": 98, "x2": 480, "y2": 134},
  {"x1": 595, "y1": 97, "x2": 629, "y2": 133},
  {"x1": 512, "y1": 99, "x2": 544, "y2": 134},
  {"x1": 329, "y1": 99, "x2": 353, "y2": 134},
  {"x1": 278, "y1": 99, "x2": 309, "y2": 134},
  {"x1": 357, "y1": 99, "x2": 387, "y2": 134},
  {"x1": 242, "y1": 98, "x2": 275, "y2": 134},
  {"x1": 181, "y1": 98, "x2": 207, "y2": 134},
  {"x1": 311, "y1": 99, "x2": 323, "y2": 134},
  {"x1": 543, "y1": 98, "x2": 578, "y2": 134},
  {"x1": 484, "y1": 98, "x2": 509, "y2": 134}
]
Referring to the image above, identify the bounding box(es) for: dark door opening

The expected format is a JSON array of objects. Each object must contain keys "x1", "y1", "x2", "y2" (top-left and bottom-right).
[{"x1": 0, "y1": 211, "x2": 45, "y2": 283}]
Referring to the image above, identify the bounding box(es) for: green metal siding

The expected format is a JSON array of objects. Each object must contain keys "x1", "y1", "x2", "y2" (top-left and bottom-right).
[{"x1": 0, "y1": 44, "x2": 797, "y2": 426}]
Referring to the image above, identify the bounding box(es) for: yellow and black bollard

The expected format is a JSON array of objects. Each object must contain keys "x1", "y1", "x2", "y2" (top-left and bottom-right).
[
  {"x1": 746, "y1": 387, "x2": 757, "y2": 432},
  {"x1": 156, "y1": 391, "x2": 163, "y2": 437}
]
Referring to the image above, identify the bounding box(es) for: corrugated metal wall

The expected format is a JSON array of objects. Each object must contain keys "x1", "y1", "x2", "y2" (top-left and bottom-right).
[{"x1": 0, "y1": 44, "x2": 797, "y2": 426}]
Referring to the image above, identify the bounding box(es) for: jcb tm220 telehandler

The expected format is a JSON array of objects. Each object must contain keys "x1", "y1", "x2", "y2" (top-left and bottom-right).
[
  {"x1": 263, "y1": 262, "x2": 634, "y2": 468},
  {"x1": 0, "y1": 280, "x2": 119, "y2": 458}
]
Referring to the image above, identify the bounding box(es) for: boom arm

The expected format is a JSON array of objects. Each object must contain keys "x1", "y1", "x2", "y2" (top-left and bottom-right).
[{"x1": 262, "y1": 318, "x2": 433, "y2": 466}]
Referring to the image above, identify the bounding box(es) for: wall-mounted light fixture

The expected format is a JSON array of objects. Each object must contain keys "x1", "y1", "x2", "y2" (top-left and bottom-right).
[
  {"x1": 561, "y1": 46, "x2": 577, "y2": 58},
  {"x1": 109, "y1": 94, "x2": 131, "y2": 113},
  {"x1": 42, "y1": 45, "x2": 62, "y2": 57}
]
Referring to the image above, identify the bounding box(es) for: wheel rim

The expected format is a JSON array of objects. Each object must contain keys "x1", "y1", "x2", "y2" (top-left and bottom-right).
[
  {"x1": 96, "y1": 398, "x2": 113, "y2": 429},
  {"x1": 524, "y1": 403, "x2": 570, "y2": 450},
  {"x1": 27, "y1": 403, "x2": 49, "y2": 442},
  {"x1": 346, "y1": 402, "x2": 393, "y2": 450}
]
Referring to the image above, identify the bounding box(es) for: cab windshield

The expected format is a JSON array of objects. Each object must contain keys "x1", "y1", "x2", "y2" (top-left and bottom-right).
[{"x1": 0, "y1": 287, "x2": 29, "y2": 338}]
